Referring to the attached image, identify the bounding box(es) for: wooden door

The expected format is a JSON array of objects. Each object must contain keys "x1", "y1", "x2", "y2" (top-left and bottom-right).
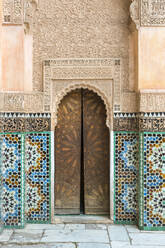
[
  {"x1": 55, "y1": 89, "x2": 110, "y2": 215},
  {"x1": 83, "y1": 89, "x2": 110, "y2": 214},
  {"x1": 54, "y1": 90, "x2": 81, "y2": 214}
]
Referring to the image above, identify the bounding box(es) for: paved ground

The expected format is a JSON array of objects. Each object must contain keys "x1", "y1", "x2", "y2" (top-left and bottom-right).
[{"x1": 0, "y1": 224, "x2": 165, "y2": 248}]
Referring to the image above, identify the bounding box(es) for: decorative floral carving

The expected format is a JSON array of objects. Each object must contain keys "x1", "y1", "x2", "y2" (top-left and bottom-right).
[
  {"x1": 43, "y1": 58, "x2": 119, "y2": 123},
  {"x1": 0, "y1": 113, "x2": 51, "y2": 132},
  {"x1": 24, "y1": 0, "x2": 38, "y2": 33},
  {"x1": 141, "y1": 0, "x2": 165, "y2": 26},
  {"x1": 139, "y1": 92, "x2": 165, "y2": 112},
  {"x1": 4, "y1": 94, "x2": 24, "y2": 111},
  {"x1": 3, "y1": 0, "x2": 23, "y2": 24}
]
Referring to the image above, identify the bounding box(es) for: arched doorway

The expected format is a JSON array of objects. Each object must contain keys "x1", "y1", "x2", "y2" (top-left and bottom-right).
[{"x1": 54, "y1": 89, "x2": 110, "y2": 215}]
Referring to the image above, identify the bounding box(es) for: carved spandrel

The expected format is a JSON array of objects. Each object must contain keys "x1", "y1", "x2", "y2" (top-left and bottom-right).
[{"x1": 43, "y1": 58, "x2": 119, "y2": 117}]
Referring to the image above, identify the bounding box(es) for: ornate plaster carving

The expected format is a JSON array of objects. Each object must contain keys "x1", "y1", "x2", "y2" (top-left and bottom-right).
[
  {"x1": 52, "y1": 81, "x2": 112, "y2": 129},
  {"x1": 24, "y1": 0, "x2": 38, "y2": 33},
  {"x1": 141, "y1": 0, "x2": 165, "y2": 26},
  {"x1": 43, "y1": 58, "x2": 121, "y2": 116},
  {"x1": 32, "y1": 0, "x2": 130, "y2": 92},
  {"x1": 0, "y1": 93, "x2": 4, "y2": 112},
  {"x1": 139, "y1": 114, "x2": 165, "y2": 132},
  {"x1": 130, "y1": 0, "x2": 140, "y2": 29},
  {"x1": 113, "y1": 113, "x2": 139, "y2": 131},
  {"x1": 4, "y1": 94, "x2": 24, "y2": 111},
  {"x1": 139, "y1": 91, "x2": 165, "y2": 112},
  {"x1": 114, "y1": 112, "x2": 165, "y2": 132},
  {"x1": 3, "y1": 0, "x2": 23, "y2": 24},
  {"x1": 2, "y1": 92, "x2": 44, "y2": 112},
  {"x1": 0, "y1": 113, "x2": 51, "y2": 132},
  {"x1": 121, "y1": 92, "x2": 139, "y2": 113}
]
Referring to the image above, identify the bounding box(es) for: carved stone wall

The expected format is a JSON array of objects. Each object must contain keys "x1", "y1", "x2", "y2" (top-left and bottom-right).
[
  {"x1": 130, "y1": 0, "x2": 165, "y2": 27},
  {"x1": 139, "y1": 90, "x2": 165, "y2": 112},
  {"x1": 3, "y1": 0, "x2": 23, "y2": 24},
  {"x1": 43, "y1": 58, "x2": 119, "y2": 128},
  {"x1": 0, "y1": 92, "x2": 44, "y2": 112},
  {"x1": 32, "y1": 0, "x2": 131, "y2": 92},
  {"x1": 141, "y1": 0, "x2": 165, "y2": 26}
]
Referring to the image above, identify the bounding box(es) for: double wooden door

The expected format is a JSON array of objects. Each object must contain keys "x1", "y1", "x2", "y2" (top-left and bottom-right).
[{"x1": 55, "y1": 89, "x2": 109, "y2": 215}]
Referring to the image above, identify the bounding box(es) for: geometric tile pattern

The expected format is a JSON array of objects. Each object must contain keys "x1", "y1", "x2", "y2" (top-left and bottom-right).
[
  {"x1": 114, "y1": 132, "x2": 138, "y2": 224},
  {"x1": 139, "y1": 133, "x2": 165, "y2": 230},
  {"x1": 25, "y1": 133, "x2": 51, "y2": 223},
  {"x1": 0, "y1": 134, "x2": 3, "y2": 232},
  {"x1": 1, "y1": 134, "x2": 24, "y2": 227}
]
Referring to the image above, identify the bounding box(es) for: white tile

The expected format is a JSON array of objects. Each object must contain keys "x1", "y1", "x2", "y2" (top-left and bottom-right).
[
  {"x1": 85, "y1": 224, "x2": 107, "y2": 230},
  {"x1": 22, "y1": 244, "x2": 75, "y2": 248},
  {"x1": 130, "y1": 233, "x2": 165, "y2": 246},
  {"x1": 0, "y1": 229, "x2": 13, "y2": 242},
  {"x1": 25, "y1": 224, "x2": 65, "y2": 230},
  {"x1": 78, "y1": 243, "x2": 111, "y2": 248},
  {"x1": 111, "y1": 241, "x2": 132, "y2": 248},
  {"x1": 9, "y1": 229, "x2": 43, "y2": 244},
  {"x1": 1, "y1": 246, "x2": 22, "y2": 248},
  {"x1": 41, "y1": 230, "x2": 109, "y2": 243},
  {"x1": 14, "y1": 229, "x2": 43, "y2": 235},
  {"x1": 108, "y1": 225, "x2": 130, "y2": 242},
  {"x1": 64, "y1": 224, "x2": 85, "y2": 230},
  {"x1": 48, "y1": 245, "x2": 76, "y2": 248},
  {"x1": 111, "y1": 241, "x2": 165, "y2": 248},
  {"x1": 125, "y1": 225, "x2": 140, "y2": 233}
]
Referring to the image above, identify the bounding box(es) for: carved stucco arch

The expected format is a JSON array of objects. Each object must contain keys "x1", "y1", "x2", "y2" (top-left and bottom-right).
[{"x1": 53, "y1": 83, "x2": 111, "y2": 130}]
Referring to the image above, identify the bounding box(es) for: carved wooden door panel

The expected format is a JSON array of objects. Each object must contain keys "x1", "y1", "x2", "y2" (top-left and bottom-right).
[
  {"x1": 83, "y1": 89, "x2": 110, "y2": 214},
  {"x1": 55, "y1": 90, "x2": 81, "y2": 214}
]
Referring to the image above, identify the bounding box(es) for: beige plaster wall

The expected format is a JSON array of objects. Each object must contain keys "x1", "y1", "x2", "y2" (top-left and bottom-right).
[
  {"x1": 24, "y1": 34, "x2": 33, "y2": 91},
  {"x1": 1, "y1": 25, "x2": 24, "y2": 91},
  {"x1": 0, "y1": 25, "x2": 32, "y2": 91},
  {"x1": 0, "y1": 0, "x2": 2, "y2": 90},
  {"x1": 139, "y1": 27, "x2": 165, "y2": 90}
]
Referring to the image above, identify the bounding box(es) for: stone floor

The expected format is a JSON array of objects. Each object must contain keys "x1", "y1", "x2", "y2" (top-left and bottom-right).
[{"x1": 0, "y1": 224, "x2": 165, "y2": 248}]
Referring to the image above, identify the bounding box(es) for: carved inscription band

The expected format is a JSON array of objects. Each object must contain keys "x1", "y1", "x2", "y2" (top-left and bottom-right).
[
  {"x1": 0, "y1": 113, "x2": 51, "y2": 132},
  {"x1": 114, "y1": 112, "x2": 165, "y2": 132}
]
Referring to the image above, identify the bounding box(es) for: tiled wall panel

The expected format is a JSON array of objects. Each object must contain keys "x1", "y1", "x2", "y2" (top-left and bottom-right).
[
  {"x1": 1, "y1": 134, "x2": 24, "y2": 228},
  {"x1": 139, "y1": 133, "x2": 165, "y2": 230},
  {"x1": 114, "y1": 132, "x2": 138, "y2": 224},
  {"x1": 0, "y1": 134, "x2": 3, "y2": 232},
  {"x1": 25, "y1": 133, "x2": 51, "y2": 223}
]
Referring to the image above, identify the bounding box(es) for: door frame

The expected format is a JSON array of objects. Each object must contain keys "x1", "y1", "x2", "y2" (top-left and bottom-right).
[{"x1": 50, "y1": 85, "x2": 114, "y2": 223}]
